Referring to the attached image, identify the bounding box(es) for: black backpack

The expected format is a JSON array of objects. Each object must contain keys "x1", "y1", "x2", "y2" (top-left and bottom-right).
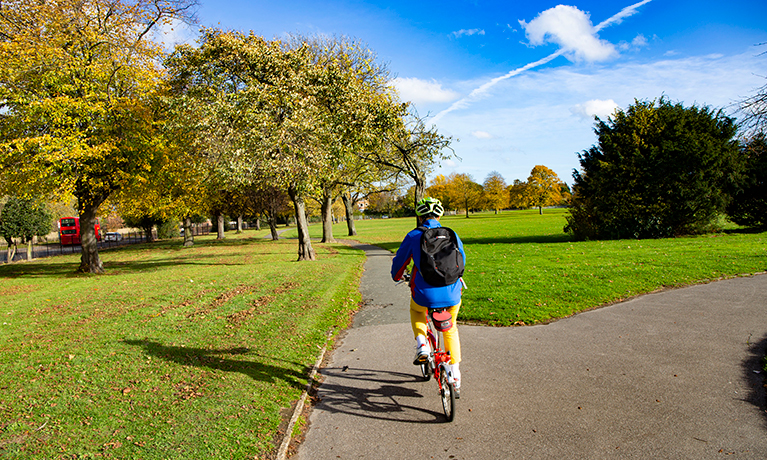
[{"x1": 416, "y1": 226, "x2": 465, "y2": 287}]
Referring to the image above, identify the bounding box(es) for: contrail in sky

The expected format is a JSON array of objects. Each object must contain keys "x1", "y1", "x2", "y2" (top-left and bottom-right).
[{"x1": 432, "y1": 0, "x2": 652, "y2": 123}]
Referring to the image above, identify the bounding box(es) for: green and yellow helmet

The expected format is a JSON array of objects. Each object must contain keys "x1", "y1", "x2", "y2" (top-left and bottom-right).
[{"x1": 415, "y1": 197, "x2": 444, "y2": 217}]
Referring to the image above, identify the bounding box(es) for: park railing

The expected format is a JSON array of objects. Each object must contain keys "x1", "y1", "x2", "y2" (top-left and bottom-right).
[{"x1": 0, "y1": 224, "x2": 212, "y2": 264}]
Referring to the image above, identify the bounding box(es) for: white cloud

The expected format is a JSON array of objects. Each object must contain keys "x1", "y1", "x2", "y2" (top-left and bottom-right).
[
  {"x1": 471, "y1": 130, "x2": 493, "y2": 139},
  {"x1": 632, "y1": 34, "x2": 649, "y2": 47},
  {"x1": 619, "y1": 34, "x2": 649, "y2": 51},
  {"x1": 452, "y1": 28, "x2": 486, "y2": 38},
  {"x1": 392, "y1": 77, "x2": 460, "y2": 105},
  {"x1": 519, "y1": 5, "x2": 617, "y2": 63},
  {"x1": 570, "y1": 99, "x2": 620, "y2": 120}
]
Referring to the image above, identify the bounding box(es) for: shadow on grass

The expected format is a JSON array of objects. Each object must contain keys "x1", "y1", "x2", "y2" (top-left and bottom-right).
[
  {"x1": 742, "y1": 334, "x2": 767, "y2": 429},
  {"x1": 0, "y1": 252, "x2": 251, "y2": 279},
  {"x1": 461, "y1": 233, "x2": 573, "y2": 245},
  {"x1": 122, "y1": 339, "x2": 311, "y2": 390}
]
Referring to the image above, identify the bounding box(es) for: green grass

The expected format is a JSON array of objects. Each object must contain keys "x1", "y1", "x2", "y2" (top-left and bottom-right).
[
  {"x1": 0, "y1": 230, "x2": 364, "y2": 459},
  {"x1": 316, "y1": 209, "x2": 767, "y2": 325}
]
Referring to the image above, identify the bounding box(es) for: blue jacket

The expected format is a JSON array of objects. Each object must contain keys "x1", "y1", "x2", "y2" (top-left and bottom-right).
[{"x1": 391, "y1": 219, "x2": 466, "y2": 308}]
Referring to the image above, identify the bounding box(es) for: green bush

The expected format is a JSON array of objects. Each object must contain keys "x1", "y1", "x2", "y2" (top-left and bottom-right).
[
  {"x1": 157, "y1": 219, "x2": 180, "y2": 238},
  {"x1": 565, "y1": 97, "x2": 740, "y2": 240}
]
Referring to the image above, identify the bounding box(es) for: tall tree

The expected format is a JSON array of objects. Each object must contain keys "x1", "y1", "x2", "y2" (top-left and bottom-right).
[
  {"x1": 166, "y1": 29, "x2": 325, "y2": 260},
  {"x1": 286, "y1": 34, "x2": 394, "y2": 244},
  {"x1": 507, "y1": 179, "x2": 530, "y2": 209},
  {"x1": 483, "y1": 171, "x2": 508, "y2": 214},
  {"x1": 0, "y1": 0, "x2": 197, "y2": 273},
  {"x1": 426, "y1": 174, "x2": 453, "y2": 212},
  {"x1": 525, "y1": 165, "x2": 564, "y2": 214},
  {"x1": 448, "y1": 173, "x2": 483, "y2": 218},
  {"x1": 565, "y1": 97, "x2": 739, "y2": 240}
]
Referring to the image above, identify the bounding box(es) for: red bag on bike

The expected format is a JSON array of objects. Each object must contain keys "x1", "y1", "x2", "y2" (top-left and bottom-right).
[{"x1": 430, "y1": 310, "x2": 453, "y2": 331}]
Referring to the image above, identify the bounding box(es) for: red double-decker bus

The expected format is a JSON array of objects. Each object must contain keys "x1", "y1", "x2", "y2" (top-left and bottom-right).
[{"x1": 58, "y1": 217, "x2": 102, "y2": 245}]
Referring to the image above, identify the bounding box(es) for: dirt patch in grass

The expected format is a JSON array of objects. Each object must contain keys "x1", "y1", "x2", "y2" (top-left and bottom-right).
[
  {"x1": 227, "y1": 295, "x2": 276, "y2": 325},
  {"x1": 0, "y1": 285, "x2": 36, "y2": 296}
]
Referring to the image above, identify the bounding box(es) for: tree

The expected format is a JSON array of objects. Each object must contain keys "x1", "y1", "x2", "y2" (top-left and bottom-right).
[
  {"x1": 507, "y1": 179, "x2": 530, "y2": 209},
  {"x1": 448, "y1": 173, "x2": 483, "y2": 218},
  {"x1": 286, "y1": 34, "x2": 394, "y2": 244},
  {"x1": 525, "y1": 165, "x2": 564, "y2": 214},
  {"x1": 483, "y1": 171, "x2": 508, "y2": 214},
  {"x1": 362, "y1": 108, "x2": 454, "y2": 225},
  {"x1": 0, "y1": 197, "x2": 53, "y2": 262},
  {"x1": 426, "y1": 174, "x2": 453, "y2": 212},
  {"x1": 565, "y1": 97, "x2": 740, "y2": 240},
  {"x1": 166, "y1": 29, "x2": 326, "y2": 260},
  {"x1": 738, "y1": 44, "x2": 767, "y2": 136},
  {"x1": 0, "y1": 0, "x2": 198, "y2": 273},
  {"x1": 726, "y1": 133, "x2": 767, "y2": 229}
]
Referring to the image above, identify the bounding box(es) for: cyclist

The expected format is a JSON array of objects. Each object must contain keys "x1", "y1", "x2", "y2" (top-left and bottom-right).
[{"x1": 391, "y1": 197, "x2": 466, "y2": 392}]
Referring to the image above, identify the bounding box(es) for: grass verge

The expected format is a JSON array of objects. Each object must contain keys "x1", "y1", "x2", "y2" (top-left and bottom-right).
[{"x1": 0, "y1": 231, "x2": 364, "y2": 459}]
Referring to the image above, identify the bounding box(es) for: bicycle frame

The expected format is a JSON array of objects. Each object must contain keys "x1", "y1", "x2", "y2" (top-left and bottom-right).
[{"x1": 423, "y1": 308, "x2": 456, "y2": 422}]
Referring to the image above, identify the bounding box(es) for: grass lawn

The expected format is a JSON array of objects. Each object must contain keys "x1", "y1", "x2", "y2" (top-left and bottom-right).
[
  {"x1": 299, "y1": 208, "x2": 767, "y2": 325},
  {"x1": 0, "y1": 231, "x2": 364, "y2": 459}
]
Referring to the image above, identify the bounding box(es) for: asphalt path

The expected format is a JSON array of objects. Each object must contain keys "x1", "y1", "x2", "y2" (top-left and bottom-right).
[{"x1": 297, "y1": 243, "x2": 767, "y2": 459}]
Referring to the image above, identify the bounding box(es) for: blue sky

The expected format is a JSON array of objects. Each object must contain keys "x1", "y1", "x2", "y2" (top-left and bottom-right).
[{"x1": 163, "y1": 0, "x2": 767, "y2": 186}]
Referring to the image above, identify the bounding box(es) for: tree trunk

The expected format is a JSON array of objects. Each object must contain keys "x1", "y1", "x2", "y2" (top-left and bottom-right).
[
  {"x1": 236, "y1": 215, "x2": 244, "y2": 233},
  {"x1": 26, "y1": 240, "x2": 33, "y2": 261},
  {"x1": 216, "y1": 212, "x2": 225, "y2": 239},
  {"x1": 268, "y1": 210, "x2": 279, "y2": 240},
  {"x1": 255, "y1": 217, "x2": 261, "y2": 231},
  {"x1": 341, "y1": 192, "x2": 357, "y2": 236},
  {"x1": 183, "y1": 216, "x2": 194, "y2": 247},
  {"x1": 143, "y1": 224, "x2": 155, "y2": 242},
  {"x1": 5, "y1": 237, "x2": 16, "y2": 263},
  {"x1": 539, "y1": 206, "x2": 543, "y2": 215},
  {"x1": 78, "y1": 201, "x2": 104, "y2": 274},
  {"x1": 320, "y1": 187, "x2": 336, "y2": 243},
  {"x1": 288, "y1": 186, "x2": 316, "y2": 261},
  {"x1": 414, "y1": 176, "x2": 425, "y2": 226}
]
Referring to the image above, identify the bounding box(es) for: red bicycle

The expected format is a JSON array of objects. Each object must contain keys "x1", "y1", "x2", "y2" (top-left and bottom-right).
[
  {"x1": 399, "y1": 272, "x2": 458, "y2": 422},
  {"x1": 419, "y1": 307, "x2": 457, "y2": 422}
]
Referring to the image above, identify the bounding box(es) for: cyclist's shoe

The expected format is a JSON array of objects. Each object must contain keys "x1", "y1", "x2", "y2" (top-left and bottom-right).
[
  {"x1": 451, "y1": 365, "x2": 461, "y2": 399},
  {"x1": 413, "y1": 344, "x2": 430, "y2": 365}
]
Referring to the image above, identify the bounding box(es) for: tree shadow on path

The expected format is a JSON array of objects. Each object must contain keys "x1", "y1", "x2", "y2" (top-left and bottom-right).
[{"x1": 742, "y1": 334, "x2": 767, "y2": 430}]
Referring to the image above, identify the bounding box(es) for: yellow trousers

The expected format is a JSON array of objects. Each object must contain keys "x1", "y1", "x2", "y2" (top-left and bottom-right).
[{"x1": 410, "y1": 299, "x2": 461, "y2": 364}]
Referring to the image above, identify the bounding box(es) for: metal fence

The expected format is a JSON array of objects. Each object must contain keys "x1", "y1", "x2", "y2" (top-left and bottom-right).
[{"x1": 0, "y1": 224, "x2": 212, "y2": 264}]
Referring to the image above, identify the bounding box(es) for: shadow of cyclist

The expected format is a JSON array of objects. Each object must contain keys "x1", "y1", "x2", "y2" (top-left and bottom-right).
[{"x1": 313, "y1": 366, "x2": 447, "y2": 424}]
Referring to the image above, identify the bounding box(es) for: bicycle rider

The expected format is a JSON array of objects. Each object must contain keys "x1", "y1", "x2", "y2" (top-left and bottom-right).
[{"x1": 391, "y1": 197, "x2": 466, "y2": 393}]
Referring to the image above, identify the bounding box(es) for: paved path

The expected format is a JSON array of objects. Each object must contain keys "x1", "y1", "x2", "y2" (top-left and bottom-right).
[{"x1": 297, "y1": 243, "x2": 767, "y2": 459}]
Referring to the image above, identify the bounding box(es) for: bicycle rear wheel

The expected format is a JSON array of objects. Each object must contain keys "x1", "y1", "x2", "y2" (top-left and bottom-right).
[{"x1": 439, "y1": 366, "x2": 455, "y2": 422}]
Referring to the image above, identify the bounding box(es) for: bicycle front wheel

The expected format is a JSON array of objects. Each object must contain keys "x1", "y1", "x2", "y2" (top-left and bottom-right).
[
  {"x1": 439, "y1": 367, "x2": 456, "y2": 422},
  {"x1": 420, "y1": 362, "x2": 432, "y2": 381}
]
